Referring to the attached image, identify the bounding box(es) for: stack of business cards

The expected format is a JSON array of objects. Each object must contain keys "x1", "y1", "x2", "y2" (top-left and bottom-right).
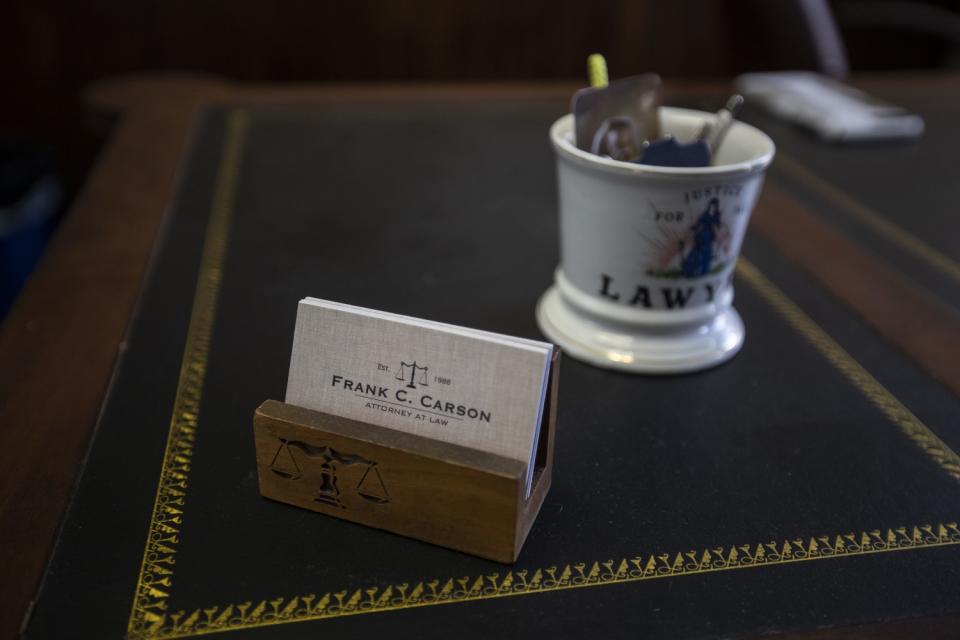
[{"x1": 285, "y1": 298, "x2": 554, "y2": 496}]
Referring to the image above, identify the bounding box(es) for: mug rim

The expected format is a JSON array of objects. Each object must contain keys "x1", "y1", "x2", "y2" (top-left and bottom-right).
[{"x1": 550, "y1": 107, "x2": 776, "y2": 178}]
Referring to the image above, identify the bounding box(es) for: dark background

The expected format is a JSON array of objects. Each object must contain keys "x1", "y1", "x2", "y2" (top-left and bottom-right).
[{"x1": 1, "y1": 0, "x2": 959, "y2": 319}]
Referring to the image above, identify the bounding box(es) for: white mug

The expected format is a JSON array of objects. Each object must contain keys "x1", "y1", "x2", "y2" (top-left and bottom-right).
[{"x1": 537, "y1": 107, "x2": 775, "y2": 373}]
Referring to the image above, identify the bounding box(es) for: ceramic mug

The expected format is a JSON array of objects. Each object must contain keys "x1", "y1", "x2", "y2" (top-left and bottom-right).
[{"x1": 536, "y1": 107, "x2": 775, "y2": 373}]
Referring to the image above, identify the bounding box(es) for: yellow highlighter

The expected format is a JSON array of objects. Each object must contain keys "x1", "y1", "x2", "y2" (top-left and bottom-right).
[{"x1": 587, "y1": 53, "x2": 609, "y2": 88}]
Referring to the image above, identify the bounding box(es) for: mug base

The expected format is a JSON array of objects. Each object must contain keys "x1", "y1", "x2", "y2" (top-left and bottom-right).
[{"x1": 536, "y1": 286, "x2": 744, "y2": 374}]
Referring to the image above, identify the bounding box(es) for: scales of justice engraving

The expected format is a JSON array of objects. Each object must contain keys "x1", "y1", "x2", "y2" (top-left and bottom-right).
[
  {"x1": 269, "y1": 438, "x2": 390, "y2": 507},
  {"x1": 396, "y1": 361, "x2": 429, "y2": 389}
]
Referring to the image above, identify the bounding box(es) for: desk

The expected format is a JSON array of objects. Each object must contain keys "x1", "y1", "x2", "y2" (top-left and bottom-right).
[{"x1": 2, "y1": 75, "x2": 959, "y2": 639}]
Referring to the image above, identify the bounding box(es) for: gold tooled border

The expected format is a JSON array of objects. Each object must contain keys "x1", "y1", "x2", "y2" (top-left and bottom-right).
[
  {"x1": 126, "y1": 109, "x2": 960, "y2": 639},
  {"x1": 775, "y1": 151, "x2": 960, "y2": 284},
  {"x1": 737, "y1": 259, "x2": 960, "y2": 481},
  {"x1": 144, "y1": 523, "x2": 960, "y2": 639},
  {"x1": 127, "y1": 110, "x2": 249, "y2": 636}
]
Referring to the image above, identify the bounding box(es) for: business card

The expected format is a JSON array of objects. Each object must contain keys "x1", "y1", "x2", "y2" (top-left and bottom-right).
[{"x1": 285, "y1": 298, "x2": 553, "y2": 495}]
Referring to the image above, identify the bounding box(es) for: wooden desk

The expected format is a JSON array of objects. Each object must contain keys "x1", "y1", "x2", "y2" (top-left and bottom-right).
[{"x1": 2, "y1": 75, "x2": 959, "y2": 639}]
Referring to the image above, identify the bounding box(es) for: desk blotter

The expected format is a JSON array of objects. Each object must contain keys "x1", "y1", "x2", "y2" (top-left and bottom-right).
[{"x1": 25, "y1": 99, "x2": 960, "y2": 639}]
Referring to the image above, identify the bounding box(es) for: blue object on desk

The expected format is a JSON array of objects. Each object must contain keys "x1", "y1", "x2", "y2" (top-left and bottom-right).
[
  {"x1": 637, "y1": 137, "x2": 711, "y2": 167},
  {"x1": 0, "y1": 141, "x2": 62, "y2": 320}
]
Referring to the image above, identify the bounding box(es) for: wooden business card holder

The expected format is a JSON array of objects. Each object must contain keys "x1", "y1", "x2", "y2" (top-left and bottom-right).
[{"x1": 253, "y1": 349, "x2": 560, "y2": 563}]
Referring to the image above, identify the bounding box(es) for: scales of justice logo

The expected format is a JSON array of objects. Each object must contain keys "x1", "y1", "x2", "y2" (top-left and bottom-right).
[
  {"x1": 268, "y1": 438, "x2": 390, "y2": 508},
  {"x1": 643, "y1": 196, "x2": 734, "y2": 278},
  {"x1": 395, "y1": 360, "x2": 429, "y2": 389}
]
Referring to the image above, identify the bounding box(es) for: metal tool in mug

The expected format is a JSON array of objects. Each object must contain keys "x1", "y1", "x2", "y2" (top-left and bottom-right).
[
  {"x1": 572, "y1": 55, "x2": 661, "y2": 163},
  {"x1": 638, "y1": 94, "x2": 745, "y2": 167}
]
